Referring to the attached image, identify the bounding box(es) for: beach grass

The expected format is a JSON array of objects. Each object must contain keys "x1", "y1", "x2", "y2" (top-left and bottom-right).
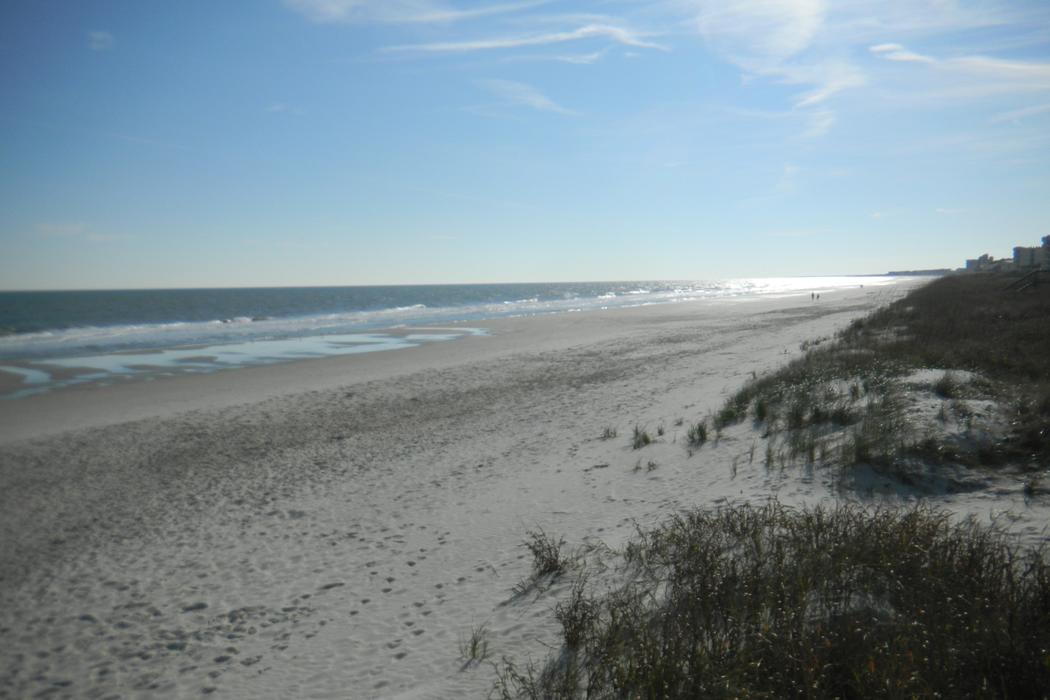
[
  {"x1": 523, "y1": 529, "x2": 570, "y2": 578},
  {"x1": 716, "y1": 273, "x2": 1050, "y2": 474},
  {"x1": 631, "y1": 426, "x2": 652, "y2": 450},
  {"x1": 458, "y1": 623, "x2": 490, "y2": 666},
  {"x1": 498, "y1": 501, "x2": 1050, "y2": 698},
  {"x1": 685, "y1": 420, "x2": 708, "y2": 449}
]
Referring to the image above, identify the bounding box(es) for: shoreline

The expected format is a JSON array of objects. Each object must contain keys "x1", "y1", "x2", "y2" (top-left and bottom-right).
[
  {"x1": 0, "y1": 277, "x2": 909, "y2": 405},
  {"x1": 1, "y1": 281, "x2": 935, "y2": 698},
  {"x1": 0, "y1": 286, "x2": 900, "y2": 445}
]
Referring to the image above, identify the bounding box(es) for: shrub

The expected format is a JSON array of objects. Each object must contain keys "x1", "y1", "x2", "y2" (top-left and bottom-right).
[
  {"x1": 934, "y1": 371, "x2": 960, "y2": 399},
  {"x1": 501, "y1": 502, "x2": 1050, "y2": 698},
  {"x1": 753, "y1": 396, "x2": 769, "y2": 422},
  {"x1": 555, "y1": 577, "x2": 599, "y2": 650}
]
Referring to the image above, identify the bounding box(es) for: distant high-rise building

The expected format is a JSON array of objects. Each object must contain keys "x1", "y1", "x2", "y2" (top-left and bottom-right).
[{"x1": 1014, "y1": 245, "x2": 1048, "y2": 270}]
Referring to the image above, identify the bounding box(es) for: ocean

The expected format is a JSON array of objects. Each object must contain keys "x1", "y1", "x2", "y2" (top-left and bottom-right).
[{"x1": 0, "y1": 277, "x2": 898, "y2": 398}]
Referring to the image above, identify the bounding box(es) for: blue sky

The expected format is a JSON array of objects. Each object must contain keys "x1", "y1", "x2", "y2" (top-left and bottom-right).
[{"x1": 1, "y1": 0, "x2": 1049, "y2": 289}]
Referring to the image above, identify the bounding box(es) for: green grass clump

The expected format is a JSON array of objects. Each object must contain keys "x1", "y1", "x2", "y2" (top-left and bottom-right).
[
  {"x1": 685, "y1": 420, "x2": 708, "y2": 449},
  {"x1": 500, "y1": 502, "x2": 1050, "y2": 698},
  {"x1": 631, "y1": 426, "x2": 652, "y2": 450},
  {"x1": 523, "y1": 529, "x2": 568, "y2": 578},
  {"x1": 459, "y1": 623, "x2": 490, "y2": 666}
]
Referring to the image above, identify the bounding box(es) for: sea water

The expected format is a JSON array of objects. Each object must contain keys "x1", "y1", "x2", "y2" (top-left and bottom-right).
[{"x1": 0, "y1": 277, "x2": 900, "y2": 398}]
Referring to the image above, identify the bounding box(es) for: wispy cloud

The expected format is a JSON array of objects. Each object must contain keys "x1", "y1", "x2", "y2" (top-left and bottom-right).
[
  {"x1": 283, "y1": 0, "x2": 549, "y2": 25},
  {"x1": 87, "y1": 31, "x2": 113, "y2": 51},
  {"x1": 546, "y1": 49, "x2": 613, "y2": 65},
  {"x1": 803, "y1": 109, "x2": 836, "y2": 138},
  {"x1": 951, "y1": 55, "x2": 1050, "y2": 82},
  {"x1": 477, "y1": 79, "x2": 576, "y2": 115},
  {"x1": 690, "y1": 0, "x2": 859, "y2": 136},
  {"x1": 553, "y1": 49, "x2": 606, "y2": 65},
  {"x1": 501, "y1": 48, "x2": 608, "y2": 65},
  {"x1": 869, "y1": 42, "x2": 1050, "y2": 105},
  {"x1": 991, "y1": 103, "x2": 1050, "y2": 123},
  {"x1": 783, "y1": 61, "x2": 866, "y2": 108},
  {"x1": 869, "y1": 43, "x2": 934, "y2": 64},
  {"x1": 870, "y1": 43, "x2": 1050, "y2": 82},
  {"x1": 384, "y1": 24, "x2": 666, "y2": 54},
  {"x1": 695, "y1": 0, "x2": 825, "y2": 71},
  {"x1": 688, "y1": 0, "x2": 1048, "y2": 137}
]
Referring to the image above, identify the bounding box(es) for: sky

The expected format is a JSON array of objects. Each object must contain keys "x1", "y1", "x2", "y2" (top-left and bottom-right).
[{"x1": 1, "y1": 0, "x2": 1049, "y2": 290}]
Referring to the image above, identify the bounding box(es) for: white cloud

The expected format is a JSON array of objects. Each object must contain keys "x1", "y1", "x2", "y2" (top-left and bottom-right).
[
  {"x1": 503, "y1": 48, "x2": 608, "y2": 65},
  {"x1": 690, "y1": 1, "x2": 1049, "y2": 138},
  {"x1": 477, "y1": 79, "x2": 576, "y2": 115},
  {"x1": 554, "y1": 50, "x2": 606, "y2": 65},
  {"x1": 283, "y1": 0, "x2": 548, "y2": 25},
  {"x1": 695, "y1": 0, "x2": 826, "y2": 71},
  {"x1": 87, "y1": 31, "x2": 113, "y2": 51},
  {"x1": 689, "y1": 0, "x2": 859, "y2": 137},
  {"x1": 787, "y1": 61, "x2": 866, "y2": 107},
  {"x1": 991, "y1": 103, "x2": 1050, "y2": 123},
  {"x1": 869, "y1": 43, "x2": 902, "y2": 53},
  {"x1": 870, "y1": 43, "x2": 1050, "y2": 81},
  {"x1": 951, "y1": 55, "x2": 1050, "y2": 81},
  {"x1": 869, "y1": 43, "x2": 1050, "y2": 101},
  {"x1": 384, "y1": 24, "x2": 666, "y2": 53},
  {"x1": 868, "y1": 43, "x2": 933, "y2": 63}
]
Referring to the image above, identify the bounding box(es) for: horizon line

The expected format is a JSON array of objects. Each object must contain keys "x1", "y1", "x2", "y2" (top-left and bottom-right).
[{"x1": 0, "y1": 272, "x2": 931, "y2": 293}]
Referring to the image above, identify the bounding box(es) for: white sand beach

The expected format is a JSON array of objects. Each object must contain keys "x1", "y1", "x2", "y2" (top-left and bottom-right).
[{"x1": 3, "y1": 281, "x2": 1044, "y2": 699}]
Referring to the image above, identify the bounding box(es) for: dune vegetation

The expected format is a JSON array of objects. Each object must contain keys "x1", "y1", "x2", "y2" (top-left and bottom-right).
[{"x1": 498, "y1": 274, "x2": 1050, "y2": 698}]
